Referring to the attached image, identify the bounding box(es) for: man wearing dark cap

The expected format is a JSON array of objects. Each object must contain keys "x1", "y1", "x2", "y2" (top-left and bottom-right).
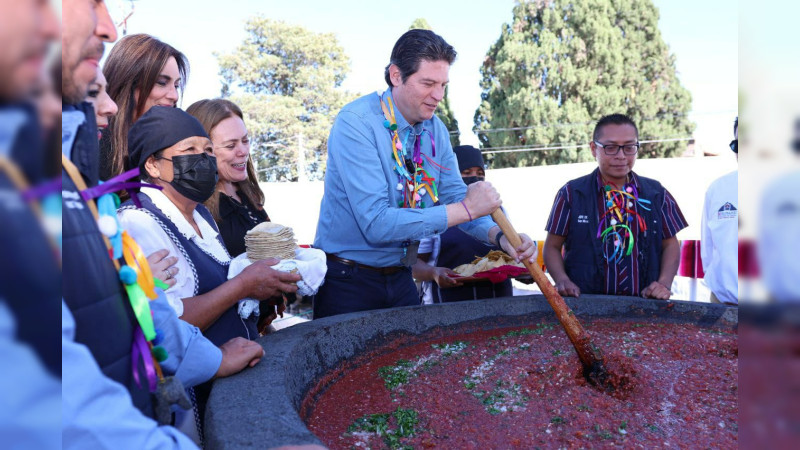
[
  {"x1": 313, "y1": 30, "x2": 537, "y2": 318},
  {"x1": 415, "y1": 145, "x2": 515, "y2": 302},
  {"x1": 453, "y1": 144, "x2": 487, "y2": 184}
]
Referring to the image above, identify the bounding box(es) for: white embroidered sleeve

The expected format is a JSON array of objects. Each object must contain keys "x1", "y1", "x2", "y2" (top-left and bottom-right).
[{"x1": 117, "y1": 209, "x2": 194, "y2": 317}]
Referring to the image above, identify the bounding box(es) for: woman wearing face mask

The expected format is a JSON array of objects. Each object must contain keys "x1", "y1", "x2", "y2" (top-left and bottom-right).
[
  {"x1": 100, "y1": 34, "x2": 188, "y2": 181},
  {"x1": 414, "y1": 145, "x2": 514, "y2": 302},
  {"x1": 117, "y1": 107, "x2": 301, "y2": 346},
  {"x1": 186, "y1": 99, "x2": 268, "y2": 257}
]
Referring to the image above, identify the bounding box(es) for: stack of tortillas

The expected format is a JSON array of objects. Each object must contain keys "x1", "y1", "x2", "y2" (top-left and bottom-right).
[{"x1": 245, "y1": 222, "x2": 298, "y2": 262}]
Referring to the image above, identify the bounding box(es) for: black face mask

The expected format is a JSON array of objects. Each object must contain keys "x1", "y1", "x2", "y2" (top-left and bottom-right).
[
  {"x1": 462, "y1": 176, "x2": 485, "y2": 186},
  {"x1": 158, "y1": 153, "x2": 218, "y2": 203}
]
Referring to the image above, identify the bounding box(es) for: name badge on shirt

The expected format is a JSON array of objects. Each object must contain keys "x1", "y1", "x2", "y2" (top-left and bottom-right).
[{"x1": 577, "y1": 214, "x2": 589, "y2": 224}]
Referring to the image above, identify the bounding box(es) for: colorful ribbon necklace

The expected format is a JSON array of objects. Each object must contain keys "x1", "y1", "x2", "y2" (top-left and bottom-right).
[
  {"x1": 595, "y1": 178, "x2": 652, "y2": 263},
  {"x1": 378, "y1": 93, "x2": 440, "y2": 209},
  {"x1": 62, "y1": 155, "x2": 173, "y2": 394}
]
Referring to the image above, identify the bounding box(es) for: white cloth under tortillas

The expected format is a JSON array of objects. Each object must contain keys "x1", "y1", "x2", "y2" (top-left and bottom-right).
[{"x1": 228, "y1": 247, "x2": 327, "y2": 319}]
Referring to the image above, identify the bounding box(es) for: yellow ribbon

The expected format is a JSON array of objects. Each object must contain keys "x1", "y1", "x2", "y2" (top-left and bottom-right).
[{"x1": 122, "y1": 231, "x2": 157, "y2": 300}]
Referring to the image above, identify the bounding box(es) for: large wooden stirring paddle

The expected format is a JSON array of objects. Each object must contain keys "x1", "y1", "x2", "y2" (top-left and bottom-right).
[{"x1": 491, "y1": 209, "x2": 613, "y2": 389}]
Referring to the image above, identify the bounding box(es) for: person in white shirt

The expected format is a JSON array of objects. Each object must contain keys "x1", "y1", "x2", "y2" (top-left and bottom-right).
[
  {"x1": 757, "y1": 118, "x2": 800, "y2": 302},
  {"x1": 700, "y1": 117, "x2": 738, "y2": 305}
]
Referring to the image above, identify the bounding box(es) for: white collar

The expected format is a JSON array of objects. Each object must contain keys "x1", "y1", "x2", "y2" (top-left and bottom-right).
[{"x1": 141, "y1": 187, "x2": 219, "y2": 242}]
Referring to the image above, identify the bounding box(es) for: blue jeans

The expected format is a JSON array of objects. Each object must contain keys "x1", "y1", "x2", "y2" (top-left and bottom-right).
[{"x1": 313, "y1": 259, "x2": 420, "y2": 319}]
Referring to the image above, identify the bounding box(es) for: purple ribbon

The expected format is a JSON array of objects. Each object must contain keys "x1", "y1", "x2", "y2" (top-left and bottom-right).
[
  {"x1": 413, "y1": 134, "x2": 422, "y2": 165},
  {"x1": 21, "y1": 177, "x2": 62, "y2": 202},
  {"x1": 81, "y1": 181, "x2": 160, "y2": 201},
  {"x1": 428, "y1": 129, "x2": 436, "y2": 157},
  {"x1": 132, "y1": 327, "x2": 158, "y2": 392},
  {"x1": 413, "y1": 129, "x2": 437, "y2": 162},
  {"x1": 80, "y1": 167, "x2": 162, "y2": 208}
]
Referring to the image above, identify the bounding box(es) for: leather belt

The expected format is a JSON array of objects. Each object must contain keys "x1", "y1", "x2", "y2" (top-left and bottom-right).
[{"x1": 326, "y1": 253, "x2": 405, "y2": 275}]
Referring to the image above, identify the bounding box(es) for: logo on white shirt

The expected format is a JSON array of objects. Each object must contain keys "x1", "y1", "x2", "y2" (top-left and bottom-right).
[{"x1": 717, "y1": 202, "x2": 737, "y2": 220}]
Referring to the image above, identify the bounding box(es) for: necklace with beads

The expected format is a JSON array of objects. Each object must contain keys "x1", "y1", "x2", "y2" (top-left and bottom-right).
[
  {"x1": 378, "y1": 93, "x2": 440, "y2": 209},
  {"x1": 595, "y1": 176, "x2": 652, "y2": 262}
]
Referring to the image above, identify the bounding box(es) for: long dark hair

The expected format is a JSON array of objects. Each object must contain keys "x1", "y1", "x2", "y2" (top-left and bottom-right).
[
  {"x1": 103, "y1": 34, "x2": 189, "y2": 178},
  {"x1": 186, "y1": 98, "x2": 265, "y2": 222}
]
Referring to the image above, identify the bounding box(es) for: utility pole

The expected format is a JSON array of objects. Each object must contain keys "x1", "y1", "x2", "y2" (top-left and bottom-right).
[
  {"x1": 297, "y1": 133, "x2": 307, "y2": 182},
  {"x1": 259, "y1": 141, "x2": 287, "y2": 182},
  {"x1": 251, "y1": 153, "x2": 259, "y2": 177},
  {"x1": 115, "y1": 0, "x2": 136, "y2": 36}
]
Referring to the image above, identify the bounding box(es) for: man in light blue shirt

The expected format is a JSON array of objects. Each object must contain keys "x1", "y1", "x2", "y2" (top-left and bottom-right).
[{"x1": 314, "y1": 30, "x2": 536, "y2": 318}]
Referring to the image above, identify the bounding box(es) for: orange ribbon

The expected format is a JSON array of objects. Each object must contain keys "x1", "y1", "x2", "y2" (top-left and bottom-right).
[{"x1": 122, "y1": 231, "x2": 157, "y2": 299}]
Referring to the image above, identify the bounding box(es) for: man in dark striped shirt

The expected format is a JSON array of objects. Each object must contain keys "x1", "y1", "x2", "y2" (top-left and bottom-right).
[{"x1": 543, "y1": 114, "x2": 687, "y2": 299}]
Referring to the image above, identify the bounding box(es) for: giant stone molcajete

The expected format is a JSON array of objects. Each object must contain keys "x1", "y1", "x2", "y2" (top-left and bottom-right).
[{"x1": 205, "y1": 295, "x2": 737, "y2": 449}]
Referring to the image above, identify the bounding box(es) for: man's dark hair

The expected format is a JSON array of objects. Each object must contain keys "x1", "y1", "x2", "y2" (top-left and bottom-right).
[
  {"x1": 734, "y1": 116, "x2": 738, "y2": 136},
  {"x1": 384, "y1": 29, "x2": 456, "y2": 87},
  {"x1": 593, "y1": 113, "x2": 639, "y2": 142}
]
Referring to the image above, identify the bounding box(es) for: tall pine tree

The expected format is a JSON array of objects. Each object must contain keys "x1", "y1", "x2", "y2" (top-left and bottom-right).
[
  {"x1": 474, "y1": 0, "x2": 694, "y2": 167},
  {"x1": 409, "y1": 18, "x2": 460, "y2": 147},
  {"x1": 217, "y1": 17, "x2": 355, "y2": 181}
]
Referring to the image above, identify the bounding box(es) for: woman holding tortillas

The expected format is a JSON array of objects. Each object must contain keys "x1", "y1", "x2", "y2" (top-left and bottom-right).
[
  {"x1": 186, "y1": 98, "x2": 269, "y2": 257},
  {"x1": 117, "y1": 106, "x2": 301, "y2": 345}
]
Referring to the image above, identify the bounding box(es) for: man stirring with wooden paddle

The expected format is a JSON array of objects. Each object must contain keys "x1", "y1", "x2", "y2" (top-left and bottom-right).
[{"x1": 313, "y1": 30, "x2": 537, "y2": 318}]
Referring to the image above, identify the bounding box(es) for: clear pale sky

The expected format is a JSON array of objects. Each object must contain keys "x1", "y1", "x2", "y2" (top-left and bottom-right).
[{"x1": 105, "y1": 0, "x2": 737, "y2": 154}]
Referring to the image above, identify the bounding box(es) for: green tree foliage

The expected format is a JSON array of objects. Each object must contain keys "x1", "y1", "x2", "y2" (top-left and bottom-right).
[
  {"x1": 408, "y1": 18, "x2": 432, "y2": 30},
  {"x1": 436, "y1": 87, "x2": 461, "y2": 148},
  {"x1": 408, "y1": 18, "x2": 460, "y2": 147},
  {"x1": 217, "y1": 17, "x2": 355, "y2": 181},
  {"x1": 474, "y1": 0, "x2": 694, "y2": 167}
]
